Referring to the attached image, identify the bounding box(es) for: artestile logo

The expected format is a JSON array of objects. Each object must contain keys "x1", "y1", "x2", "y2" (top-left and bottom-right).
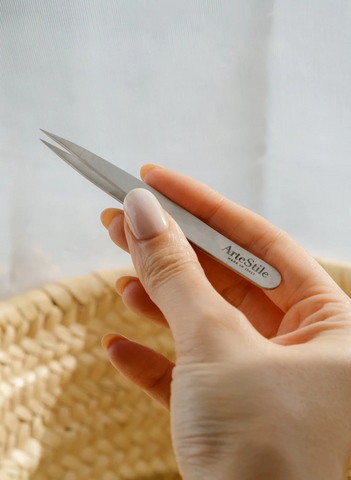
[{"x1": 221, "y1": 245, "x2": 269, "y2": 278}]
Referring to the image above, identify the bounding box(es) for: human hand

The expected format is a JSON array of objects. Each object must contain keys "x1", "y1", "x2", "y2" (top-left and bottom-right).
[{"x1": 101, "y1": 165, "x2": 351, "y2": 480}]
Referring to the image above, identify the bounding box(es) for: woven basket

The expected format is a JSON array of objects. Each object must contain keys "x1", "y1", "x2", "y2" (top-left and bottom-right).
[{"x1": 0, "y1": 259, "x2": 351, "y2": 480}]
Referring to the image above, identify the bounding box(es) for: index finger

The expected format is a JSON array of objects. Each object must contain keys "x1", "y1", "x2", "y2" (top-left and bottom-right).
[{"x1": 140, "y1": 165, "x2": 343, "y2": 312}]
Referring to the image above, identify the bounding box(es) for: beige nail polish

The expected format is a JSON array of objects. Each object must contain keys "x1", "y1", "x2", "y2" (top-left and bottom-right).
[{"x1": 123, "y1": 188, "x2": 168, "y2": 240}]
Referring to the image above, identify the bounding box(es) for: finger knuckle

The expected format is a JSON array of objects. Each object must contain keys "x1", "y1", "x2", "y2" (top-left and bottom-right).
[
  {"x1": 249, "y1": 226, "x2": 291, "y2": 258},
  {"x1": 141, "y1": 244, "x2": 199, "y2": 293}
]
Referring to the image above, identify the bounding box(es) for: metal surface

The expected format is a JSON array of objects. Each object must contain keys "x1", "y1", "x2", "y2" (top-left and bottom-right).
[{"x1": 40, "y1": 131, "x2": 281, "y2": 289}]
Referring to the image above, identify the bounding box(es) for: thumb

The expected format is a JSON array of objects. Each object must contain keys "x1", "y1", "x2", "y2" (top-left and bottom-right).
[{"x1": 122, "y1": 188, "x2": 251, "y2": 360}]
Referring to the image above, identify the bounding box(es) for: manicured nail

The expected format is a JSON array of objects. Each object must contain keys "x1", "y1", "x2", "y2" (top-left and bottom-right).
[
  {"x1": 100, "y1": 208, "x2": 124, "y2": 229},
  {"x1": 123, "y1": 188, "x2": 168, "y2": 240},
  {"x1": 140, "y1": 164, "x2": 158, "y2": 181},
  {"x1": 101, "y1": 333, "x2": 129, "y2": 352},
  {"x1": 115, "y1": 276, "x2": 138, "y2": 295}
]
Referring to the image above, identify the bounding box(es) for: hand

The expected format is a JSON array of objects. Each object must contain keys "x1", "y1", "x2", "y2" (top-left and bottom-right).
[{"x1": 101, "y1": 165, "x2": 351, "y2": 480}]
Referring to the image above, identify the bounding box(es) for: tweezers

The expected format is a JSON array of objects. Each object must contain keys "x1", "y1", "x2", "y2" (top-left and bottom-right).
[{"x1": 40, "y1": 130, "x2": 281, "y2": 290}]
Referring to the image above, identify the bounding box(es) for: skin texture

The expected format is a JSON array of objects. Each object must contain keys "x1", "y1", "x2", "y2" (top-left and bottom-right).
[{"x1": 101, "y1": 165, "x2": 351, "y2": 480}]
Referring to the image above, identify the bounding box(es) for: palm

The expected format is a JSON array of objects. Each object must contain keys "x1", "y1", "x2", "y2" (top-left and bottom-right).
[
  {"x1": 196, "y1": 246, "x2": 351, "y2": 347},
  {"x1": 195, "y1": 248, "x2": 284, "y2": 339}
]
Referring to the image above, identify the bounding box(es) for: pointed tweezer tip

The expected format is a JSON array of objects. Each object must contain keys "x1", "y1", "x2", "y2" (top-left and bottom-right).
[
  {"x1": 40, "y1": 138, "x2": 71, "y2": 160},
  {"x1": 40, "y1": 128, "x2": 53, "y2": 137},
  {"x1": 39, "y1": 138, "x2": 62, "y2": 158}
]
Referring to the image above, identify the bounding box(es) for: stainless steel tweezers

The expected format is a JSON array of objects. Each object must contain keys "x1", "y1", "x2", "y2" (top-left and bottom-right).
[{"x1": 40, "y1": 130, "x2": 281, "y2": 290}]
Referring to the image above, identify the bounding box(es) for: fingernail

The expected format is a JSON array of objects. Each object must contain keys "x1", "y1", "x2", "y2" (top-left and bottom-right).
[
  {"x1": 100, "y1": 208, "x2": 124, "y2": 229},
  {"x1": 140, "y1": 164, "x2": 158, "y2": 181},
  {"x1": 115, "y1": 276, "x2": 137, "y2": 295},
  {"x1": 101, "y1": 333, "x2": 129, "y2": 352},
  {"x1": 123, "y1": 188, "x2": 168, "y2": 240}
]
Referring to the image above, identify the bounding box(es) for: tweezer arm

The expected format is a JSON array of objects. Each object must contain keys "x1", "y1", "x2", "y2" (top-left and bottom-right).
[
  {"x1": 39, "y1": 130, "x2": 281, "y2": 290},
  {"x1": 144, "y1": 190, "x2": 281, "y2": 290}
]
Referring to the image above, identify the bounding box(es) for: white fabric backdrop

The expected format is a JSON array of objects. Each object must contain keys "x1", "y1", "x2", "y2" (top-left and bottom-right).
[{"x1": 1, "y1": 0, "x2": 351, "y2": 299}]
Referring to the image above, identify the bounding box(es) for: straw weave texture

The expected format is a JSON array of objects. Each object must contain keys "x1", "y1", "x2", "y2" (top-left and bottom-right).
[{"x1": 0, "y1": 258, "x2": 350, "y2": 479}]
